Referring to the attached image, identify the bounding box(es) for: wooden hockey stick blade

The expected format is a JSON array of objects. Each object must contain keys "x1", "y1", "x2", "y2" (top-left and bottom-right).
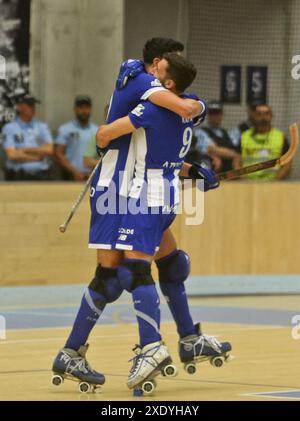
[
  {"x1": 279, "y1": 123, "x2": 299, "y2": 166},
  {"x1": 217, "y1": 123, "x2": 299, "y2": 181}
]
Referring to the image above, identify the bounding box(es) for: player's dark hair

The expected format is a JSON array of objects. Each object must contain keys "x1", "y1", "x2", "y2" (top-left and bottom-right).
[
  {"x1": 163, "y1": 53, "x2": 197, "y2": 93},
  {"x1": 143, "y1": 37, "x2": 184, "y2": 65}
]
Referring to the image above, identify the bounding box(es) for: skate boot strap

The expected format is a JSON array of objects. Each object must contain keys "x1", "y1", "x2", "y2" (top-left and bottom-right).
[
  {"x1": 132, "y1": 344, "x2": 142, "y2": 356},
  {"x1": 129, "y1": 341, "x2": 162, "y2": 364},
  {"x1": 141, "y1": 341, "x2": 162, "y2": 354},
  {"x1": 78, "y1": 343, "x2": 89, "y2": 358}
]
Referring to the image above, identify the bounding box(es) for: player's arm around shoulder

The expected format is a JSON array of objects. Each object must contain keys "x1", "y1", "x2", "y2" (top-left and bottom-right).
[{"x1": 148, "y1": 90, "x2": 204, "y2": 119}]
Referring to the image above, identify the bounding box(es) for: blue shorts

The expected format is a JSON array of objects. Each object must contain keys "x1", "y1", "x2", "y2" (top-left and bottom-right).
[
  {"x1": 115, "y1": 206, "x2": 176, "y2": 256},
  {"x1": 89, "y1": 191, "x2": 176, "y2": 255},
  {"x1": 89, "y1": 189, "x2": 127, "y2": 250}
]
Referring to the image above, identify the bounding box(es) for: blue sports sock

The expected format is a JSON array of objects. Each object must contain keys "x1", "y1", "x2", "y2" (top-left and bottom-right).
[
  {"x1": 159, "y1": 281, "x2": 196, "y2": 338},
  {"x1": 157, "y1": 251, "x2": 196, "y2": 338},
  {"x1": 126, "y1": 259, "x2": 161, "y2": 348},
  {"x1": 65, "y1": 288, "x2": 105, "y2": 351}
]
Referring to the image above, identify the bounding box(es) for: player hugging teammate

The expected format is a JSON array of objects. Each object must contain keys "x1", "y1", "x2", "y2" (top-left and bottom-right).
[{"x1": 52, "y1": 38, "x2": 232, "y2": 396}]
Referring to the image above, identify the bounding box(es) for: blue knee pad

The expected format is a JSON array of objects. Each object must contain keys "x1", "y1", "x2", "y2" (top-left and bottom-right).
[
  {"x1": 156, "y1": 250, "x2": 190, "y2": 284},
  {"x1": 118, "y1": 260, "x2": 154, "y2": 293},
  {"x1": 89, "y1": 266, "x2": 123, "y2": 304}
]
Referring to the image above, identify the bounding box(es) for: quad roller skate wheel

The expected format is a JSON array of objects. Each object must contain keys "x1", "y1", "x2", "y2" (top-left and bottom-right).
[
  {"x1": 184, "y1": 363, "x2": 197, "y2": 375},
  {"x1": 52, "y1": 374, "x2": 64, "y2": 386},
  {"x1": 163, "y1": 364, "x2": 178, "y2": 377},
  {"x1": 79, "y1": 382, "x2": 91, "y2": 394},
  {"x1": 211, "y1": 356, "x2": 224, "y2": 368},
  {"x1": 142, "y1": 380, "x2": 156, "y2": 395}
]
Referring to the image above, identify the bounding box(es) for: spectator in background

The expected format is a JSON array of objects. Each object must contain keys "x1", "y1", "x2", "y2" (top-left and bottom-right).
[
  {"x1": 241, "y1": 103, "x2": 291, "y2": 180},
  {"x1": 229, "y1": 101, "x2": 260, "y2": 148},
  {"x1": 55, "y1": 96, "x2": 98, "y2": 181},
  {"x1": 193, "y1": 101, "x2": 241, "y2": 173},
  {"x1": 2, "y1": 95, "x2": 53, "y2": 181},
  {"x1": 0, "y1": 135, "x2": 6, "y2": 181},
  {"x1": 83, "y1": 104, "x2": 110, "y2": 170}
]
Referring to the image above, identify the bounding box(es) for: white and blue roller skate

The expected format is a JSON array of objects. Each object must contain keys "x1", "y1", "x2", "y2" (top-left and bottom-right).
[
  {"x1": 128, "y1": 341, "x2": 178, "y2": 397},
  {"x1": 51, "y1": 344, "x2": 105, "y2": 393},
  {"x1": 179, "y1": 323, "x2": 232, "y2": 374}
]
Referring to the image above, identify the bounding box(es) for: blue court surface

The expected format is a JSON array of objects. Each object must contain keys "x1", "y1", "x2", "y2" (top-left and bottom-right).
[
  {"x1": 0, "y1": 284, "x2": 299, "y2": 330},
  {"x1": 243, "y1": 390, "x2": 300, "y2": 399}
]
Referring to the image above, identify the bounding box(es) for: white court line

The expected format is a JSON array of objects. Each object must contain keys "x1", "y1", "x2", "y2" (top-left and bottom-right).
[
  {"x1": 0, "y1": 301, "x2": 134, "y2": 311},
  {"x1": 241, "y1": 391, "x2": 300, "y2": 400}
]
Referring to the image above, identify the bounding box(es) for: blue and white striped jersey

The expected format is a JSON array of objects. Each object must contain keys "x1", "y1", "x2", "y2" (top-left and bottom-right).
[
  {"x1": 93, "y1": 68, "x2": 166, "y2": 195},
  {"x1": 127, "y1": 96, "x2": 202, "y2": 208}
]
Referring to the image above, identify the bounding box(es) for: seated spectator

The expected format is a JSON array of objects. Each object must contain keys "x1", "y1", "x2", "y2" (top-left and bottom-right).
[
  {"x1": 241, "y1": 103, "x2": 291, "y2": 180},
  {"x1": 83, "y1": 104, "x2": 109, "y2": 170},
  {"x1": 229, "y1": 101, "x2": 260, "y2": 147},
  {"x1": 2, "y1": 95, "x2": 53, "y2": 181},
  {"x1": 55, "y1": 96, "x2": 98, "y2": 181},
  {"x1": 193, "y1": 101, "x2": 241, "y2": 173}
]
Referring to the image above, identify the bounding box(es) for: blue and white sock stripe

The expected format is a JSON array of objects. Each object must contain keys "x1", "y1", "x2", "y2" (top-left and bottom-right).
[
  {"x1": 135, "y1": 310, "x2": 160, "y2": 334},
  {"x1": 84, "y1": 288, "x2": 103, "y2": 317}
]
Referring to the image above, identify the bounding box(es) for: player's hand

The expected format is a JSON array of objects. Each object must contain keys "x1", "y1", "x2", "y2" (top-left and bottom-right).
[
  {"x1": 188, "y1": 162, "x2": 220, "y2": 192},
  {"x1": 116, "y1": 60, "x2": 144, "y2": 90},
  {"x1": 96, "y1": 145, "x2": 107, "y2": 157}
]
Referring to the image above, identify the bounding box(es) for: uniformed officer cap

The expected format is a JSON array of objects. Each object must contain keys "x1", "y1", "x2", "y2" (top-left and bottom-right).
[
  {"x1": 17, "y1": 94, "x2": 41, "y2": 106},
  {"x1": 207, "y1": 101, "x2": 223, "y2": 112},
  {"x1": 74, "y1": 95, "x2": 92, "y2": 107}
]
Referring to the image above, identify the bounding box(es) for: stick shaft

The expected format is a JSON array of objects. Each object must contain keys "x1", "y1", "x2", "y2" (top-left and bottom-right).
[
  {"x1": 217, "y1": 159, "x2": 277, "y2": 181},
  {"x1": 59, "y1": 156, "x2": 103, "y2": 232}
]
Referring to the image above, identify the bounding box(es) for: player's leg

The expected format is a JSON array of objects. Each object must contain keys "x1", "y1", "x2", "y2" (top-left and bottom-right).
[
  {"x1": 116, "y1": 214, "x2": 176, "y2": 389},
  {"x1": 97, "y1": 249, "x2": 124, "y2": 268},
  {"x1": 155, "y1": 229, "x2": 196, "y2": 338},
  {"x1": 52, "y1": 261, "x2": 123, "y2": 385},
  {"x1": 156, "y1": 229, "x2": 232, "y2": 370},
  {"x1": 120, "y1": 251, "x2": 161, "y2": 348},
  {"x1": 53, "y1": 194, "x2": 124, "y2": 386}
]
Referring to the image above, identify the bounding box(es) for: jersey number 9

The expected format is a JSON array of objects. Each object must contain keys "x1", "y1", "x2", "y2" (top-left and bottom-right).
[{"x1": 179, "y1": 127, "x2": 193, "y2": 159}]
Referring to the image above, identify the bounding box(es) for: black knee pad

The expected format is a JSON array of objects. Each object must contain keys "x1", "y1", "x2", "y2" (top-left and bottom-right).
[
  {"x1": 156, "y1": 250, "x2": 190, "y2": 284},
  {"x1": 118, "y1": 261, "x2": 154, "y2": 293},
  {"x1": 89, "y1": 265, "x2": 123, "y2": 303}
]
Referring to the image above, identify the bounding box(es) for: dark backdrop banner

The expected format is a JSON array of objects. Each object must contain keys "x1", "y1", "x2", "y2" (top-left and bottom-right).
[
  {"x1": 247, "y1": 66, "x2": 268, "y2": 105},
  {"x1": 0, "y1": 0, "x2": 31, "y2": 129},
  {"x1": 220, "y1": 65, "x2": 241, "y2": 104}
]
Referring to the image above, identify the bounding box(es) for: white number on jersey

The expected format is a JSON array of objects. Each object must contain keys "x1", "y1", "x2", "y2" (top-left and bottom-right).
[
  {"x1": 179, "y1": 127, "x2": 193, "y2": 159},
  {"x1": 131, "y1": 104, "x2": 145, "y2": 117}
]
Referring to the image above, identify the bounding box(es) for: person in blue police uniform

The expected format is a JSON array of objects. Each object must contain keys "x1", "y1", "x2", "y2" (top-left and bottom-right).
[
  {"x1": 55, "y1": 96, "x2": 98, "y2": 181},
  {"x1": 2, "y1": 95, "x2": 54, "y2": 181}
]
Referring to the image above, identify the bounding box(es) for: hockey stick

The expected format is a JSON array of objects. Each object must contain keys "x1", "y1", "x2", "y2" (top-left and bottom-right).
[
  {"x1": 59, "y1": 156, "x2": 103, "y2": 233},
  {"x1": 217, "y1": 123, "x2": 299, "y2": 181}
]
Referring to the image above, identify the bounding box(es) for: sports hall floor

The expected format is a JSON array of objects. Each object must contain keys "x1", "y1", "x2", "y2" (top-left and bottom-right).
[{"x1": 0, "y1": 284, "x2": 299, "y2": 401}]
